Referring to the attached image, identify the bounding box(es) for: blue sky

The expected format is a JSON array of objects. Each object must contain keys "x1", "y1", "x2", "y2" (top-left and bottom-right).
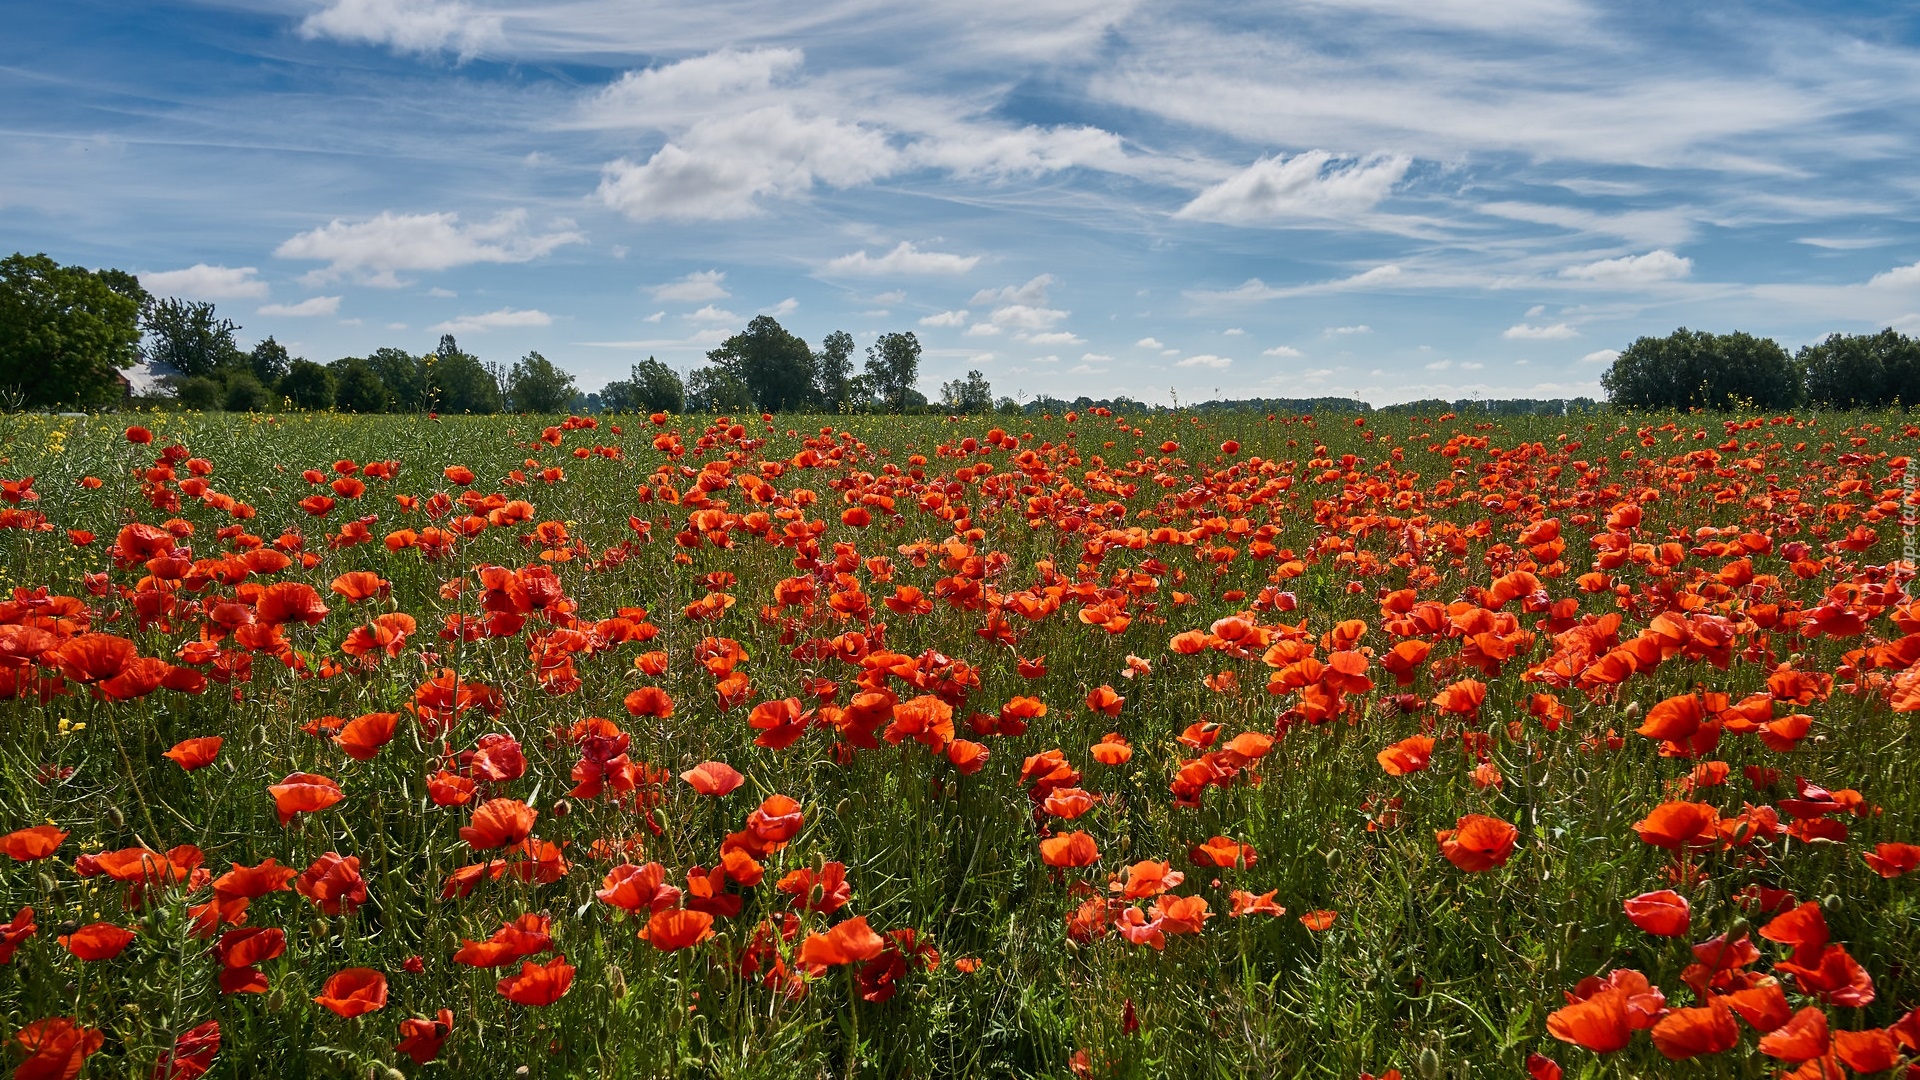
[{"x1": 6, "y1": 0, "x2": 1920, "y2": 406}]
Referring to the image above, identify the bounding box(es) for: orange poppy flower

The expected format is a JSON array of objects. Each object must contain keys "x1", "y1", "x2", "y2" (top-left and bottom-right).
[
  {"x1": 1041, "y1": 788, "x2": 1099, "y2": 820},
  {"x1": 643, "y1": 907, "x2": 716, "y2": 951},
  {"x1": 1546, "y1": 989, "x2": 1633, "y2": 1053},
  {"x1": 443, "y1": 465, "x2": 476, "y2": 485},
  {"x1": 1085, "y1": 685, "x2": 1125, "y2": 717},
  {"x1": 268, "y1": 772, "x2": 343, "y2": 826},
  {"x1": 313, "y1": 967, "x2": 387, "y2": 1018},
  {"x1": 624, "y1": 685, "x2": 674, "y2": 718},
  {"x1": 453, "y1": 914, "x2": 553, "y2": 968},
  {"x1": 745, "y1": 795, "x2": 805, "y2": 849},
  {"x1": 496, "y1": 955, "x2": 574, "y2": 1006},
  {"x1": 396, "y1": 1009, "x2": 455, "y2": 1065},
  {"x1": 680, "y1": 761, "x2": 745, "y2": 796},
  {"x1": 1633, "y1": 801, "x2": 1721, "y2": 850},
  {"x1": 777, "y1": 862, "x2": 851, "y2": 914},
  {"x1": 1623, "y1": 890, "x2": 1691, "y2": 937},
  {"x1": 58, "y1": 922, "x2": 135, "y2": 961},
  {"x1": 460, "y1": 799, "x2": 537, "y2": 851},
  {"x1": 1435, "y1": 814, "x2": 1518, "y2": 872},
  {"x1": 426, "y1": 771, "x2": 476, "y2": 807},
  {"x1": 1039, "y1": 831, "x2": 1100, "y2": 868},
  {"x1": 163, "y1": 736, "x2": 222, "y2": 771},
  {"x1": 1376, "y1": 735, "x2": 1435, "y2": 776},
  {"x1": 328, "y1": 572, "x2": 389, "y2": 602},
  {"x1": 1228, "y1": 890, "x2": 1286, "y2": 917},
  {"x1": 945, "y1": 739, "x2": 990, "y2": 774},
  {"x1": 333, "y1": 713, "x2": 398, "y2": 761},
  {"x1": 1862, "y1": 842, "x2": 1919, "y2": 878},
  {"x1": 1109, "y1": 860, "x2": 1184, "y2": 900},
  {"x1": 596, "y1": 863, "x2": 680, "y2": 915},
  {"x1": 2, "y1": 825, "x2": 67, "y2": 862},
  {"x1": 1648, "y1": 999, "x2": 1739, "y2": 1060},
  {"x1": 797, "y1": 916, "x2": 887, "y2": 970},
  {"x1": 1758, "y1": 1006, "x2": 1829, "y2": 1062},
  {"x1": 1189, "y1": 836, "x2": 1257, "y2": 868},
  {"x1": 254, "y1": 582, "x2": 330, "y2": 627},
  {"x1": 1089, "y1": 734, "x2": 1132, "y2": 765}
]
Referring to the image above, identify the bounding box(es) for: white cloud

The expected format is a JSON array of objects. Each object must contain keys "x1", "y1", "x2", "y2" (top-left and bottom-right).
[
  {"x1": 963, "y1": 323, "x2": 1002, "y2": 337},
  {"x1": 971, "y1": 275, "x2": 1054, "y2": 307},
  {"x1": 1459, "y1": 361, "x2": 1484, "y2": 370},
  {"x1": 1020, "y1": 331, "x2": 1084, "y2": 345},
  {"x1": 1797, "y1": 236, "x2": 1893, "y2": 251},
  {"x1": 426, "y1": 287, "x2": 456, "y2": 298},
  {"x1": 1135, "y1": 337, "x2": 1165, "y2": 349},
  {"x1": 643, "y1": 311, "x2": 664, "y2": 323},
  {"x1": 1326, "y1": 324, "x2": 1372, "y2": 335},
  {"x1": 1176, "y1": 354, "x2": 1232, "y2": 369},
  {"x1": 299, "y1": 0, "x2": 501, "y2": 57},
  {"x1": 1067, "y1": 362, "x2": 1108, "y2": 375},
  {"x1": 1502, "y1": 322, "x2": 1579, "y2": 340},
  {"x1": 650, "y1": 270, "x2": 730, "y2": 302},
  {"x1": 919, "y1": 310, "x2": 970, "y2": 327},
  {"x1": 684, "y1": 305, "x2": 739, "y2": 323},
  {"x1": 1199, "y1": 264, "x2": 1404, "y2": 302},
  {"x1": 1175, "y1": 151, "x2": 1411, "y2": 224},
  {"x1": 1559, "y1": 249, "x2": 1693, "y2": 285},
  {"x1": 871, "y1": 290, "x2": 906, "y2": 303},
  {"x1": 1868, "y1": 261, "x2": 1920, "y2": 289},
  {"x1": 1580, "y1": 349, "x2": 1621, "y2": 364},
  {"x1": 908, "y1": 124, "x2": 1125, "y2": 178},
  {"x1": 140, "y1": 265, "x2": 268, "y2": 301},
  {"x1": 258, "y1": 296, "x2": 342, "y2": 317},
  {"x1": 1222, "y1": 327, "x2": 1245, "y2": 336},
  {"x1": 827, "y1": 241, "x2": 980, "y2": 276},
  {"x1": 1081, "y1": 352, "x2": 1114, "y2": 362},
  {"x1": 1425, "y1": 359, "x2": 1452, "y2": 370},
  {"x1": 1262, "y1": 345, "x2": 1304, "y2": 358},
  {"x1": 588, "y1": 48, "x2": 804, "y2": 122},
  {"x1": 597, "y1": 106, "x2": 897, "y2": 221},
  {"x1": 989, "y1": 304, "x2": 1069, "y2": 331},
  {"x1": 277, "y1": 210, "x2": 584, "y2": 287},
  {"x1": 764, "y1": 297, "x2": 799, "y2": 315},
  {"x1": 429, "y1": 307, "x2": 552, "y2": 333}
]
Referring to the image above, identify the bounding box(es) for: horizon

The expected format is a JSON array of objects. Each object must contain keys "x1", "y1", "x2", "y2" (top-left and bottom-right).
[{"x1": 6, "y1": 1, "x2": 1920, "y2": 407}]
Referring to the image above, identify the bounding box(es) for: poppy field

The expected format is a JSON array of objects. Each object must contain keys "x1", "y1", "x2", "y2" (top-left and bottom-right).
[{"x1": 0, "y1": 405, "x2": 1917, "y2": 1079}]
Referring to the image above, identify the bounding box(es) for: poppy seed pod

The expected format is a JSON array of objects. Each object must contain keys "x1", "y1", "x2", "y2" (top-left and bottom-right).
[
  {"x1": 105, "y1": 805, "x2": 124, "y2": 828},
  {"x1": 1415, "y1": 1045, "x2": 1441, "y2": 1080}
]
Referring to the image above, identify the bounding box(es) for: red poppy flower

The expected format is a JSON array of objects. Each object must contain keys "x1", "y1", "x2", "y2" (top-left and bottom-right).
[
  {"x1": 624, "y1": 685, "x2": 674, "y2": 718},
  {"x1": 1435, "y1": 814, "x2": 1517, "y2": 872},
  {"x1": 395, "y1": 1009, "x2": 454, "y2": 1065},
  {"x1": 296, "y1": 852, "x2": 368, "y2": 915},
  {"x1": 1862, "y1": 842, "x2": 1920, "y2": 878},
  {"x1": 163, "y1": 737, "x2": 222, "y2": 771},
  {"x1": 1547, "y1": 989, "x2": 1633, "y2": 1053},
  {"x1": 1623, "y1": 890, "x2": 1691, "y2": 937},
  {"x1": 333, "y1": 713, "x2": 398, "y2": 761},
  {"x1": 797, "y1": 916, "x2": 887, "y2": 970},
  {"x1": 496, "y1": 955, "x2": 574, "y2": 1006},
  {"x1": 1039, "y1": 831, "x2": 1100, "y2": 868},
  {"x1": 254, "y1": 582, "x2": 330, "y2": 627},
  {"x1": 460, "y1": 799, "x2": 537, "y2": 850},
  {"x1": 1189, "y1": 836, "x2": 1257, "y2": 869},
  {"x1": 269, "y1": 772, "x2": 343, "y2": 826},
  {"x1": 1228, "y1": 889, "x2": 1286, "y2": 917},
  {"x1": 1633, "y1": 801, "x2": 1721, "y2": 850},
  {"x1": 1090, "y1": 733, "x2": 1132, "y2": 765},
  {"x1": 1376, "y1": 735, "x2": 1435, "y2": 776},
  {"x1": 13, "y1": 1017, "x2": 105, "y2": 1079},
  {"x1": 1648, "y1": 999, "x2": 1738, "y2": 1060},
  {"x1": 1085, "y1": 685, "x2": 1125, "y2": 716},
  {"x1": 313, "y1": 967, "x2": 388, "y2": 1017},
  {"x1": 58, "y1": 922, "x2": 135, "y2": 961},
  {"x1": 776, "y1": 862, "x2": 852, "y2": 914},
  {"x1": 154, "y1": 1019, "x2": 220, "y2": 1079},
  {"x1": 596, "y1": 863, "x2": 680, "y2": 914},
  {"x1": 642, "y1": 908, "x2": 715, "y2": 951},
  {"x1": 1758, "y1": 1006, "x2": 1828, "y2": 1062},
  {"x1": 2, "y1": 825, "x2": 67, "y2": 862},
  {"x1": 0, "y1": 907, "x2": 36, "y2": 963}
]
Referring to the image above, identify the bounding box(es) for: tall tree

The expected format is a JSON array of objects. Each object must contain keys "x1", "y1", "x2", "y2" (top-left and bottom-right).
[
  {"x1": 1801, "y1": 329, "x2": 1920, "y2": 409},
  {"x1": 0, "y1": 253, "x2": 146, "y2": 408},
  {"x1": 366, "y1": 348, "x2": 427, "y2": 412},
  {"x1": 602, "y1": 357, "x2": 685, "y2": 414},
  {"x1": 706, "y1": 316, "x2": 818, "y2": 412},
  {"x1": 940, "y1": 369, "x2": 993, "y2": 412},
  {"x1": 505, "y1": 351, "x2": 577, "y2": 413},
  {"x1": 331, "y1": 358, "x2": 391, "y2": 413},
  {"x1": 1602, "y1": 328, "x2": 1801, "y2": 411},
  {"x1": 279, "y1": 359, "x2": 335, "y2": 409},
  {"x1": 865, "y1": 331, "x2": 922, "y2": 412},
  {"x1": 426, "y1": 334, "x2": 502, "y2": 414},
  {"x1": 686, "y1": 366, "x2": 755, "y2": 412},
  {"x1": 144, "y1": 297, "x2": 243, "y2": 379},
  {"x1": 248, "y1": 336, "x2": 292, "y2": 385},
  {"x1": 816, "y1": 330, "x2": 856, "y2": 410}
]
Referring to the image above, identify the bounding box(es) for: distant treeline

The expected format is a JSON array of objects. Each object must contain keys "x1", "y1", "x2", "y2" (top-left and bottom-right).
[{"x1": 1602, "y1": 326, "x2": 1920, "y2": 411}]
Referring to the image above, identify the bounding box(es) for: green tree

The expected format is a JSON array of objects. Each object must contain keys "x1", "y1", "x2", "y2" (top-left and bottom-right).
[
  {"x1": 175, "y1": 377, "x2": 221, "y2": 411},
  {"x1": 1801, "y1": 329, "x2": 1920, "y2": 409},
  {"x1": 366, "y1": 348, "x2": 427, "y2": 412},
  {"x1": 222, "y1": 372, "x2": 272, "y2": 412},
  {"x1": 865, "y1": 331, "x2": 922, "y2": 412},
  {"x1": 144, "y1": 297, "x2": 243, "y2": 379},
  {"x1": 505, "y1": 351, "x2": 577, "y2": 413},
  {"x1": 706, "y1": 316, "x2": 818, "y2": 412},
  {"x1": 686, "y1": 366, "x2": 755, "y2": 412},
  {"x1": 0, "y1": 252, "x2": 146, "y2": 408},
  {"x1": 602, "y1": 357, "x2": 685, "y2": 414},
  {"x1": 331, "y1": 358, "x2": 391, "y2": 413},
  {"x1": 249, "y1": 337, "x2": 292, "y2": 385},
  {"x1": 816, "y1": 330, "x2": 855, "y2": 410},
  {"x1": 1601, "y1": 327, "x2": 1801, "y2": 411},
  {"x1": 279, "y1": 359, "x2": 335, "y2": 409},
  {"x1": 940, "y1": 369, "x2": 993, "y2": 412},
  {"x1": 427, "y1": 334, "x2": 502, "y2": 414}
]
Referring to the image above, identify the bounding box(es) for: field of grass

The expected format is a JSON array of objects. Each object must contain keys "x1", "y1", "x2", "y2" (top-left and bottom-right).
[{"x1": 0, "y1": 406, "x2": 1915, "y2": 1079}]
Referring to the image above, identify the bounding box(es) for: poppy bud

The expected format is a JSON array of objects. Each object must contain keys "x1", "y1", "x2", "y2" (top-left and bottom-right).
[
  {"x1": 1415, "y1": 1046, "x2": 1441, "y2": 1080},
  {"x1": 1620, "y1": 702, "x2": 1642, "y2": 720},
  {"x1": 267, "y1": 988, "x2": 286, "y2": 1011},
  {"x1": 835, "y1": 798, "x2": 851, "y2": 819},
  {"x1": 552, "y1": 799, "x2": 572, "y2": 819},
  {"x1": 1324, "y1": 848, "x2": 1342, "y2": 873},
  {"x1": 37, "y1": 873, "x2": 57, "y2": 894},
  {"x1": 516, "y1": 1068, "x2": 531, "y2": 1078},
  {"x1": 1822, "y1": 893, "x2": 1841, "y2": 911},
  {"x1": 105, "y1": 805, "x2": 124, "y2": 828},
  {"x1": 385, "y1": 1070, "x2": 407, "y2": 1080},
  {"x1": 606, "y1": 963, "x2": 627, "y2": 999}
]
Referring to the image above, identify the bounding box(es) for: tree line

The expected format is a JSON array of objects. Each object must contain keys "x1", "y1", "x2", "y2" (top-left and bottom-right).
[
  {"x1": 0, "y1": 253, "x2": 1010, "y2": 415},
  {"x1": 1601, "y1": 326, "x2": 1920, "y2": 410}
]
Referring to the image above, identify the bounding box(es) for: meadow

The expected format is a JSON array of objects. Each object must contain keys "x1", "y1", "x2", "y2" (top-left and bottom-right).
[{"x1": 0, "y1": 405, "x2": 1915, "y2": 1080}]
